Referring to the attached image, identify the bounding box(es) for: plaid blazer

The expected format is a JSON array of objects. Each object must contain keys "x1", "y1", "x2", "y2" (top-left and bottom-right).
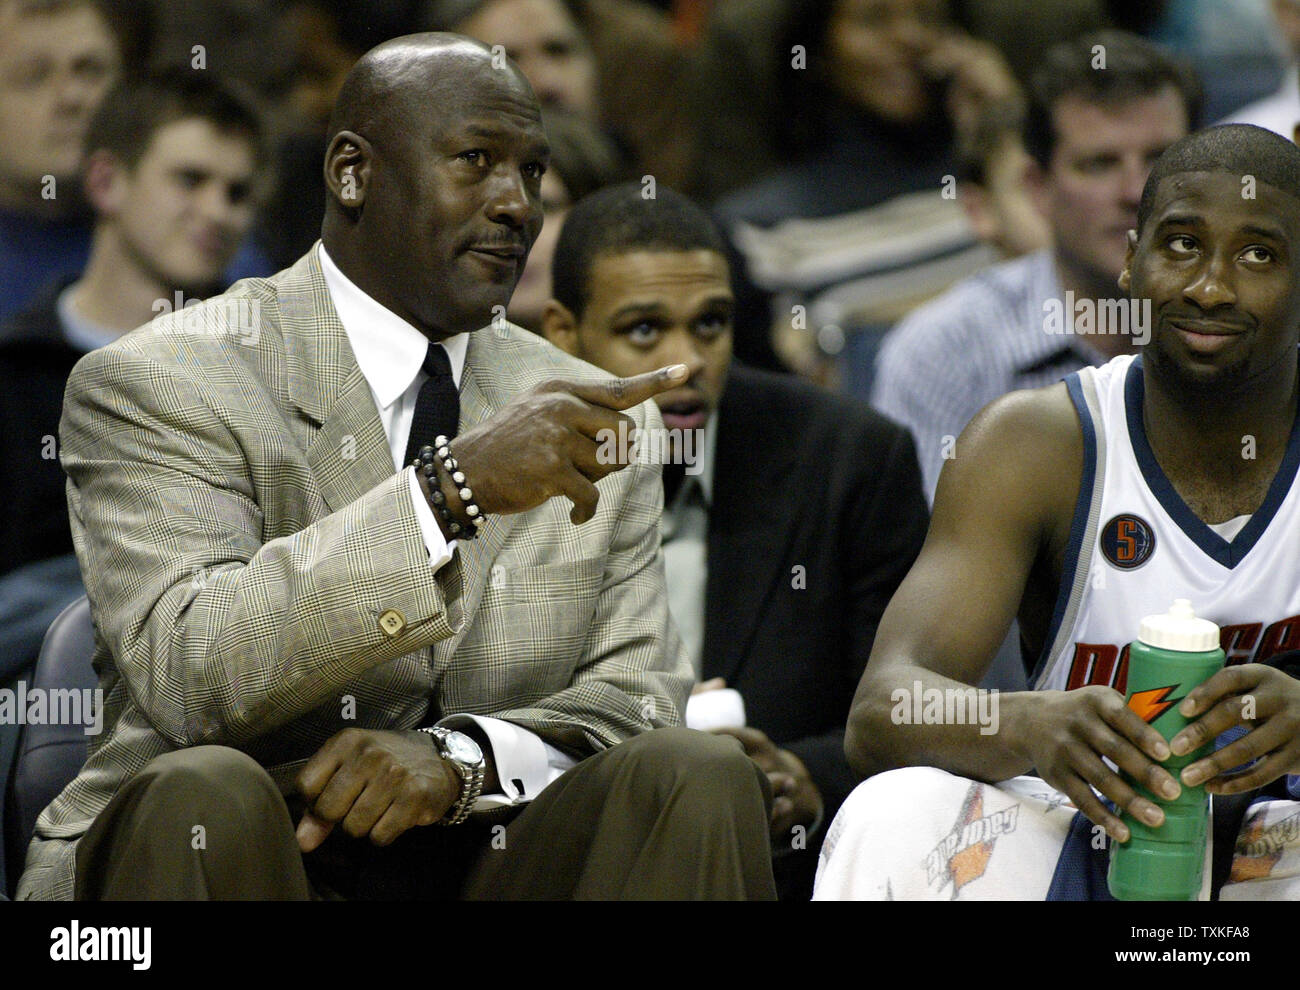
[{"x1": 18, "y1": 245, "x2": 690, "y2": 900}]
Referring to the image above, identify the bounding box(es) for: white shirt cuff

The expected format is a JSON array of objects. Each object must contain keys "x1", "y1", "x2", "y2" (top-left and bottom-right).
[
  {"x1": 406, "y1": 466, "x2": 455, "y2": 569},
  {"x1": 438, "y1": 714, "x2": 576, "y2": 810}
]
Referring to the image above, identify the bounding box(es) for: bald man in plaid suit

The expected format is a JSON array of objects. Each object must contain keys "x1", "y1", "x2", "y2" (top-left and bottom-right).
[{"x1": 17, "y1": 35, "x2": 776, "y2": 901}]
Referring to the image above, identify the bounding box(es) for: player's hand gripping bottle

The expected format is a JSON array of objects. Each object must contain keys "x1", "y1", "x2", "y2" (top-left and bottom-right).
[{"x1": 1108, "y1": 599, "x2": 1225, "y2": 900}]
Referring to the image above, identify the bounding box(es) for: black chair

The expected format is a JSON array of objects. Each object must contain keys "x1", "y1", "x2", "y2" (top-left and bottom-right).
[{"x1": 3, "y1": 595, "x2": 96, "y2": 898}]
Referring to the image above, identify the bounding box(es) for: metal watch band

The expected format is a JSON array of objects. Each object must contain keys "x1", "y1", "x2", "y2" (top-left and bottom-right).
[{"x1": 420, "y1": 727, "x2": 485, "y2": 826}]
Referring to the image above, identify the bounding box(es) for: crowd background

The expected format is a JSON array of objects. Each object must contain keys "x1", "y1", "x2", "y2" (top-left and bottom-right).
[
  {"x1": 3, "y1": 0, "x2": 1295, "y2": 382},
  {"x1": 4, "y1": 0, "x2": 1294, "y2": 353}
]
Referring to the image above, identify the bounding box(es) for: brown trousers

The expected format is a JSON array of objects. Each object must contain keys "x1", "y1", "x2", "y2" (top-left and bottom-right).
[{"x1": 72, "y1": 727, "x2": 778, "y2": 900}]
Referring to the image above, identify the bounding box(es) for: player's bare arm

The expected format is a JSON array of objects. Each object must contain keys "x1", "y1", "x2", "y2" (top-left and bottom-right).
[
  {"x1": 845, "y1": 382, "x2": 1180, "y2": 842},
  {"x1": 845, "y1": 384, "x2": 1078, "y2": 777}
]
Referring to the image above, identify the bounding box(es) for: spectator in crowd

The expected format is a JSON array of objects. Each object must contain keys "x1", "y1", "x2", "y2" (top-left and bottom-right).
[
  {"x1": 0, "y1": 0, "x2": 129, "y2": 324},
  {"x1": 689, "y1": 0, "x2": 1109, "y2": 206},
  {"x1": 0, "y1": 68, "x2": 268, "y2": 678},
  {"x1": 447, "y1": 0, "x2": 600, "y2": 119},
  {"x1": 951, "y1": 0, "x2": 1109, "y2": 84},
  {"x1": 507, "y1": 109, "x2": 623, "y2": 331},
  {"x1": 954, "y1": 97, "x2": 1051, "y2": 260},
  {"x1": 683, "y1": 0, "x2": 789, "y2": 204},
  {"x1": 143, "y1": 0, "x2": 298, "y2": 98},
  {"x1": 540, "y1": 182, "x2": 929, "y2": 898},
  {"x1": 1134, "y1": 0, "x2": 1289, "y2": 121},
  {"x1": 0, "y1": 0, "x2": 272, "y2": 325},
  {"x1": 1221, "y1": 0, "x2": 1300, "y2": 137},
  {"x1": 872, "y1": 30, "x2": 1200, "y2": 504},
  {"x1": 713, "y1": 0, "x2": 1017, "y2": 390},
  {"x1": 425, "y1": 0, "x2": 693, "y2": 187},
  {"x1": 249, "y1": 0, "x2": 398, "y2": 269},
  {"x1": 18, "y1": 34, "x2": 776, "y2": 902}
]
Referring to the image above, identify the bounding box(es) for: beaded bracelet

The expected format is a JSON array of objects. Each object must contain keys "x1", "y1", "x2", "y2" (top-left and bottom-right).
[
  {"x1": 413, "y1": 436, "x2": 485, "y2": 539},
  {"x1": 413, "y1": 448, "x2": 475, "y2": 539}
]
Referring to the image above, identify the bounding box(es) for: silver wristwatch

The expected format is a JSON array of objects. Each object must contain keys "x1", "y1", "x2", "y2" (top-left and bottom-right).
[{"x1": 420, "y1": 726, "x2": 485, "y2": 825}]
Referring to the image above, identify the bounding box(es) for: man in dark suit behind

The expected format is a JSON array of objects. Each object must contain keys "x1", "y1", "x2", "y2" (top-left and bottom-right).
[{"x1": 541, "y1": 182, "x2": 931, "y2": 897}]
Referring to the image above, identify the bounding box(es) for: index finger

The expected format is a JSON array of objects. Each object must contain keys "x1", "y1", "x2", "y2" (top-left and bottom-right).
[
  {"x1": 1102, "y1": 694, "x2": 1173, "y2": 764},
  {"x1": 1177, "y1": 665, "x2": 1256, "y2": 720},
  {"x1": 563, "y1": 365, "x2": 689, "y2": 411}
]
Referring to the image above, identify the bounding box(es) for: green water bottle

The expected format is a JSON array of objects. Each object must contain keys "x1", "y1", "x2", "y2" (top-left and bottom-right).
[{"x1": 1108, "y1": 599, "x2": 1225, "y2": 901}]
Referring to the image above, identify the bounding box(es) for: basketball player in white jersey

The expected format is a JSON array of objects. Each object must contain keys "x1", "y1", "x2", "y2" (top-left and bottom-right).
[{"x1": 816, "y1": 124, "x2": 1300, "y2": 900}]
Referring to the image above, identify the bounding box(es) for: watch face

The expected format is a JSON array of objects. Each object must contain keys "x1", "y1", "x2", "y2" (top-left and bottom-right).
[{"x1": 445, "y1": 731, "x2": 482, "y2": 765}]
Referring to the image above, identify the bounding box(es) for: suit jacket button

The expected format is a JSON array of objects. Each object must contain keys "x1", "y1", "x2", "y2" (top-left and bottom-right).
[{"x1": 378, "y1": 608, "x2": 406, "y2": 637}]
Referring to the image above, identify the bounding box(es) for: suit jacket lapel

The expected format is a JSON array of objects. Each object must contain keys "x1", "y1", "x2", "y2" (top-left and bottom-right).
[
  {"x1": 306, "y1": 370, "x2": 395, "y2": 512},
  {"x1": 276, "y1": 247, "x2": 396, "y2": 512},
  {"x1": 702, "y1": 374, "x2": 802, "y2": 683},
  {"x1": 450, "y1": 326, "x2": 520, "y2": 585}
]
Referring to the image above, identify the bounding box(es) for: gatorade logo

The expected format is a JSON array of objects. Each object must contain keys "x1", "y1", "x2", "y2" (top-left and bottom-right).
[
  {"x1": 923, "y1": 782, "x2": 1019, "y2": 897},
  {"x1": 1231, "y1": 807, "x2": 1298, "y2": 882},
  {"x1": 1127, "y1": 685, "x2": 1182, "y2": 724},
  {"x1": 1100, "y1": 513, "x2": 1156, "y2": 570}
]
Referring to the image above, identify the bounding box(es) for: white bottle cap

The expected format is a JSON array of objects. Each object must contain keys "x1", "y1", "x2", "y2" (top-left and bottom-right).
[{"x1": 1138, "y1": 599, "x2": 1220, "y2": 652}]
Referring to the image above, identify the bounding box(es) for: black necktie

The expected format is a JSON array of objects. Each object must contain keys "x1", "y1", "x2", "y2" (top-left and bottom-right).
[
  {"x1": 663, "y1": 462, "x2": 686, "y2": 506},
  {"x1": 403, "y1": 341, "x2": 459, "y2": 467}
]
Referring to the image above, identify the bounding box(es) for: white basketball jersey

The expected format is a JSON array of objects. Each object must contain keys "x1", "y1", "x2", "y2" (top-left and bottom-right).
[{"x1": 1031, "y1": 354, "x2": 1300, "y2": 692}]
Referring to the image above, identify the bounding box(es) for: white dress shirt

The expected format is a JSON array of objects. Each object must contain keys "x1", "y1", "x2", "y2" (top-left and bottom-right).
[
  {"x1": 318, "y1": 244, "x2": 575, "y2": 810},
  {"x1": 657, "y1": 414, "x2": 746, "y2": 730}
]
